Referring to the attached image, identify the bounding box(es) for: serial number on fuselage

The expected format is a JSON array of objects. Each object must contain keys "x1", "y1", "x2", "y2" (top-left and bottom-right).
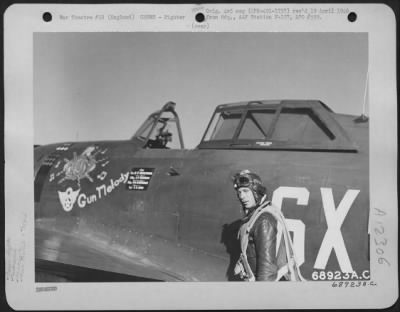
[{"x1": 311, "y1": 270, "x2": 370, "y2": 281}]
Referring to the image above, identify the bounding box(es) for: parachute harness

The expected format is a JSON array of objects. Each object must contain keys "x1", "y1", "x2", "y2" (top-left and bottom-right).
[{"x1": 237, "y1": 200, "x2": 307, "y2": 282}]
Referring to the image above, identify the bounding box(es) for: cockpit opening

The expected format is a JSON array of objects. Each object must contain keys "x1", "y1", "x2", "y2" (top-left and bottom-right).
[{"x1": 132, "y1": 101, "x2": 185, "y2": 149}]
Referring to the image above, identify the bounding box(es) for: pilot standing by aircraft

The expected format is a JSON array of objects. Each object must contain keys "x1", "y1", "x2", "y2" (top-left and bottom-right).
[{"x1": 233, "y1": 170, "x2": 305, "y2": 282}]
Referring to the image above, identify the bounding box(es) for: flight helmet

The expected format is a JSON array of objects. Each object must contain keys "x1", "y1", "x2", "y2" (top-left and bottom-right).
[{"x1": 233, "y1": 169, "x2": 267, "y2": 204}]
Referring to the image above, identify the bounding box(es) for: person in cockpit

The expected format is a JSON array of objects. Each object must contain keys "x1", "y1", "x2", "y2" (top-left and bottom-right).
[{"x1": 146, "y1": 123, "x2": 172, "y2": 149}]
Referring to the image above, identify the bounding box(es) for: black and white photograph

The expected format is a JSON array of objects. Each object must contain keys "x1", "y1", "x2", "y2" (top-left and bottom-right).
[
  {"x1": 4, "y1": 3, "x2": 398, "y2": 310},
  {"x1": 33, "y1": 31, "x2": 370, "y2": 283}
]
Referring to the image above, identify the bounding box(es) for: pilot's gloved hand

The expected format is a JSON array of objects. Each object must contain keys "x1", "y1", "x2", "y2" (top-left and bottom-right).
[
  {"x1": 234, "y1": 260, "x2": 247, "y2": 280},
  {"x1": 234, "y1": 261, "x2": 242, "y2": 274}
]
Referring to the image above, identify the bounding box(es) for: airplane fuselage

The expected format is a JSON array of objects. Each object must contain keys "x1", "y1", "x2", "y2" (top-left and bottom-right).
[{"x1": 34, "y1": 101, "x2": 369, "y2": 281}]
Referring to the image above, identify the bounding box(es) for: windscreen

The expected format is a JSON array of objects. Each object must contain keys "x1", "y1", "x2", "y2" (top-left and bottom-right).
[
  {"x1": 238, "y1": 109, "x2": 276, "y2": 140},
  {"x1": 203, "y1": 110, "x2": 243, "y2": 141},
  {"x1": 270, "y1": 107, "x2": 335, "y2": 142},
  {"x1": 133, "y1": 112, "x2": 183, "y2": 149},
  {"x1": 133, "y1": 116, "x2": 155, "y2": 140}
]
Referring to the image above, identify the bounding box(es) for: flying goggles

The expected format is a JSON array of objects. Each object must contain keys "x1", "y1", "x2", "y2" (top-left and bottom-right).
[{"x1": 233, "y1": 174, "x2": 262, "y2": 190}]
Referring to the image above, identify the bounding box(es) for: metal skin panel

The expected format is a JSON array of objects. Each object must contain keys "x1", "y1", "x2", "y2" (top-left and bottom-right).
[{"x1": 34, "y1": 101, "x2": 369, "y2": 282}]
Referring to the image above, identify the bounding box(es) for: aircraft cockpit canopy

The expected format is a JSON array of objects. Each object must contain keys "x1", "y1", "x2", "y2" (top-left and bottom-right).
[
  {"x1": 133, "y1": 101, "x2": 185, "y2": 149},
  {"x1": 198, "y1": 100, "x2": 358, "y2": 152}
]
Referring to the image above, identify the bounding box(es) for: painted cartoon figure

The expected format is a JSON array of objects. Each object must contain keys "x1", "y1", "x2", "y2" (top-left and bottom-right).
[{"x1": 57, "y1": 146, "x2": 108, "y2": 187}]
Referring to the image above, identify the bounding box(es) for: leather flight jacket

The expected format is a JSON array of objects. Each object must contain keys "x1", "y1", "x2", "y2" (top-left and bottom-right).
[
  {"x1": 244, "y1": 209, "x2": 279, "y2": 281},
  {"x1": 236, "y1": 200, "x2": 306, "y2": 282}
]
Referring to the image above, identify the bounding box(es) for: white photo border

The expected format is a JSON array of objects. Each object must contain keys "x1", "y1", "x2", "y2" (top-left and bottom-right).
[{"x1": 4, "y1": 3, "x2": 398, "y2": 310}]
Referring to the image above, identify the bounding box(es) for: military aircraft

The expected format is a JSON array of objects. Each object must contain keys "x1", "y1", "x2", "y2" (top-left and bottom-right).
[{"x1": 34, "y1": 100, "x2": 369, "y2": 282}]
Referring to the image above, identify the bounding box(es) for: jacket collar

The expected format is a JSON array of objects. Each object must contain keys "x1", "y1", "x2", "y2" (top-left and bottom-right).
[{"x1": 243, "y1": 195, "x2": 268, "y2": 219}]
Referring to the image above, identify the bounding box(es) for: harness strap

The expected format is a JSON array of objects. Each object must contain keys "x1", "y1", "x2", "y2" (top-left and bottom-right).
[
  {"x1": 260, "y1": 202, "x2": 306, "y2": 281},
  {"x1": 238, "y1": 201, "x2": 306, "y2": 282}
]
